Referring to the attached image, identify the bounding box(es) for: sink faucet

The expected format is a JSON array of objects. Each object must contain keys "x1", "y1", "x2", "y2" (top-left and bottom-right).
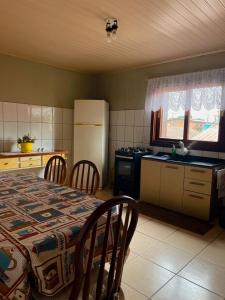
[{"x1": 177, "y1": 141, "x2": 188, "y2": 156}]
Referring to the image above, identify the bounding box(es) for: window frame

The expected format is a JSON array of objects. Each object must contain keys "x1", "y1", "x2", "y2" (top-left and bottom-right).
[{"x1": 150, "y1": 109, "x2": 225, "y2": 152}]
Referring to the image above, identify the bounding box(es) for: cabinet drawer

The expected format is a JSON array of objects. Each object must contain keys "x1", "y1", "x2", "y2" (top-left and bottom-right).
[
  {"x1": 20, "y1": 156, "x2": 41, "y2": 162},
  {"x1": 185, "y1": 166, "x2": 212, "y2": 182},
  {"x1": 20, "y1": 160, "x2": 41, "y2": 168},
  {"x1": 42, "y1": 155, "x2": 54, "y2": 166},
  {"x1": 0, "y1": 158, "x2": 18, "y2": 170},
  {"x1": 184, "y1": 178, "x2": 211, "y2": 195},
  {"x1": 183, "y1": 190, "x2": 210, "y2": 220}
]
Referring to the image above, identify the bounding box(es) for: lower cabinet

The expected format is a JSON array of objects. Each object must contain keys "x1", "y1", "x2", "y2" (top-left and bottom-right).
[
  {"x1": 140, "y1": 159, "x2": 214, "y2": 221},
  {"x1": 183, "y1": 191, "x2": 210, "y2": 220},
  {"x1": 160, "y1": 163, "x2": 184, "y2": 212},
  {"x1": 140, "y1": 160, "x2": 161, "y2": 205}
]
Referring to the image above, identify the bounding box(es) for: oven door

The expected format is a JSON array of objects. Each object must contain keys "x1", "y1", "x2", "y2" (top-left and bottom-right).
[{"x1": 114, "y1": 155, "x2": 134, "y2": 196}]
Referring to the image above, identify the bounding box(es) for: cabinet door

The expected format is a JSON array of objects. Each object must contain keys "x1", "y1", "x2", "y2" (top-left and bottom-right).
[
  {"x1": 140, "y1": 160, "x2": 161, "y2": 205},
  {"x1": 160, "y1": 163, "x2": 184, "y2": 212}
]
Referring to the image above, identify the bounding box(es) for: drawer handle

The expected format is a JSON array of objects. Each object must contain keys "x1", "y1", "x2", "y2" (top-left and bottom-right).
[
  {"x1": 165, "y1": 165, "x2": 178, "y2": 170},
  {"x1": 188, "y1": 194, "x2": 204, "y2": 200},
  {"x1": 4, "y1": 162, "x2": 8, "y2": 165},
  {"x1": 29, "y1": 163, "x2": 33, "y2": 166},
  {"x1": 190, "y1": 181, "x2": 205, "y2": 186},
  {"x1": 190, "y1": 169, "x2": 205, "y2": 173}
]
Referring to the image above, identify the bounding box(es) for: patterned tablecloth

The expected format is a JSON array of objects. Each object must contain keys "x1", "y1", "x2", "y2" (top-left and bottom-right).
[{"x1": 0, "y1": 172, "x2": 115, "y2": 300}]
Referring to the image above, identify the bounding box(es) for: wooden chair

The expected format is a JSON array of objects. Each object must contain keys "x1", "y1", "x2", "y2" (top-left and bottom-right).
[
  {"x1": 32, "y1": 196, "x2": 138, "y2": 300},
  {"x1": 70, "y1": 195, "x2": 138, "y2": 300},
  {"x1": 70, "y1": 160, "x2": 100, "y2": 195},
  {"x1": 44, "y1": 155, "x2": 67, "y2": 184}
]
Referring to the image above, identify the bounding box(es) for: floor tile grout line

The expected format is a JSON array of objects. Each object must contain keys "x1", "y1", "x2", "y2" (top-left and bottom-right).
[
  {"x1": 121, "y1": 280, "x2": 150, "y2": 298},
  {"x1": 177, "y1": 274, "x2": 225, "y2": 299},
  {"x1": 150, "y1": 273, "x2": 177, "y2": 299}
]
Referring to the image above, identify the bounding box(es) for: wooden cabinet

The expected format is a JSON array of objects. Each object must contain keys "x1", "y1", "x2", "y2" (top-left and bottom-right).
[
  {"x1": 140, "y1": 158, "x2": 216, "y2": 221},
  {"x1": 0, "y1": 151, "x2": 66, "y2": 171},
  {"x1": 140, "y1": 160, "x2": 161, "y2": 205},
  {"x1": 160, "y1": 163, "x2": 184, "y2": 212}
]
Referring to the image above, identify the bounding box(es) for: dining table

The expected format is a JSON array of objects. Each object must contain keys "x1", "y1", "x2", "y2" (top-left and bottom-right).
[{"x1": 0, "y1": 172, "x2": 116, "y2": 300}]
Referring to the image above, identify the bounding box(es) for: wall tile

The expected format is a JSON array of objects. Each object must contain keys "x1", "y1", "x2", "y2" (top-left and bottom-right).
[
  {"x1": 0, "y1": 103, "x2": 3, "y2": 121},
  {"x1": 42, "y1": 106, "x2": 53, "y2": 123},
  {"x1": 32, "y1": 139, "x2": 42, "y2": 151},
  {"x1": 63, "y1": 139, "x2": 72, "y2": 153},
  {"x1": 31, "y1": 105, "x2": 42, "y2": 122},
  {"x1": 0, "y1": 140, "x2": 3, "y2": 152},
  {"x1": 134, "y1": 127, "x2": 143, "y2": 143},
  {"x1": 53, "y1": 107, "x2": 63, "y2": 124},
  {"x1": 134, "y1": 110, "x2": 144, "y2": 126},
  {"x1": 116, "y1": 141, "x2": 124, "y2": 149},
  {"x1": 117, "y1": 111, "x2": 125, "y2": 126},
  {"x1": 42, "y1": 123, "x2": 53, "y2": 140},
  {"x1": 53, "y1": 124, "x2": 63, "y2": 140},
  {"x1": 41, "y1": 139, "x2": 53, "y2": 151},
  {"x1": 3, "y1": 102, "x2": 17, "y2": 121},
  {"x1": 219, "y1": 153, "x2": 225, "y2": 160},
  {"x1": 124, "y1": 141, "x2": 134, "y2": 148},
  {"x1": 188, "y1": 150, "x2": 203, "y2": 157},
  {"x1": 144, "y1": 111, "x2": 151, "y2": 127},
  {"x1": 125, "y1": 110, "x2": 135, "y2": 126},
  {"x1": 4, "y1": 140, "x2": 18, "y2": 152},
  {"x1": 0, "y1": 122, "x2": 3, "y2": 140},
  {"x1": 110, "y1": 125, "x2": 117, "y2": 140},
  {"x1": 117, "y1": 126, "x2": 125, "y2": 141},
  {"x1": 202, "y1": 151, "x2": 219, "y2": 159},
  {"x1": 63, "y1": 108, "x2": 73, "y2": 124},
  {"x1": 4, "y1": 122, "x2": 17, "y2": 140},
  {"x1": 17, "y1": 104, "x2": 30, "y2": 122},
  {"x1": 31, "y1": 123, "x2": 42, "y2": 140},
  {"x1": 63, "y1": 124, "x2": 73, "y2": 139},
  {"x1": 53, "y1": 139, "x2": 63, "y2": 150},
  {"x1": 143, "y1": 126, "x2": 150, "y2": 144},
  {"x1": 18, "y1": 122, "x2": 30, "y2": 138},
  {"x1": 125, "y1": 126, "x2": 134, "y2": 142},
  {"x1": 110, "y1": 111, "x2": 118, "y2": 126}
]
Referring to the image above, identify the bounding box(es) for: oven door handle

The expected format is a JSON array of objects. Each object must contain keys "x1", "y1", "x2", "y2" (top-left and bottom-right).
[{"x1": 115, "y1": 155, "x2": 134, "y2": 160}]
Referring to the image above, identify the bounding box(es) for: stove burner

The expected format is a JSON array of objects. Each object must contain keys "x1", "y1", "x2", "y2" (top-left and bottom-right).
[{"x1": 117, "y1": 147, "x2": 150, "y2": 154}]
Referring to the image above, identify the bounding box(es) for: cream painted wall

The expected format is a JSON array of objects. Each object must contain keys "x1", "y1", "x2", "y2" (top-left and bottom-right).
[
  {"x1": 96, "y1": 51, "x2": 225, "y2": 111},
  {"x1": 0, "y1": 54, "x2": 96, "y2": 108}
]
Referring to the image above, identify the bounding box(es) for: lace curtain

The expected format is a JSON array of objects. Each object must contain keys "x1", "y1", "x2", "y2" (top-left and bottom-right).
[{"x1": 145, "y1": 68, "x2": 225, "y2": 112}]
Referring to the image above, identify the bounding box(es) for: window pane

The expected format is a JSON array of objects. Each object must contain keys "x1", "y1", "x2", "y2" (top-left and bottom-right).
[
  {"x1": 188, "y1": 87, "x2": 221, "y2": 142},
  {"x1": 189, "y1": 107, "x2": 220, "y2": 142},
  {"x1": 160, "y1": 107, "x2": 185, "y2": 139}
]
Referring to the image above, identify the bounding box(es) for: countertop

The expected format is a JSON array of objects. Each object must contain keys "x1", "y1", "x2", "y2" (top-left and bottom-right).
[
  {"x1": 0, "y1": 150, "x2": 66, "y2": 159},
  {"x1": 142, "y1": 153, "x2": 225, "y2": 168}
]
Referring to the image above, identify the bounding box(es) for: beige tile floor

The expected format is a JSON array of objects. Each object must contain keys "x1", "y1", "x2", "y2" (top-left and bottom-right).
[{"x1": 96, "y1": 189, "x2": 225, "y2": 300}]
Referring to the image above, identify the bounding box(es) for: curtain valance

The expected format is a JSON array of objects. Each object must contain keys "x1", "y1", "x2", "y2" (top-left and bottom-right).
[{"x1": 145, "y1": 68, "x2": 225, "y2": 112}]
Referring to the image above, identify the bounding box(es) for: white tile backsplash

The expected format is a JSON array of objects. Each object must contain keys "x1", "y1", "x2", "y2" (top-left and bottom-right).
[
  {"x1": 117, "y1": 111, "x2": 125, "y2": 126},
  {"x1": 117, "y1": 126, "x2": 125, "y2": 141},
  {"x1": 134, "y1": 110, "x2": 144, "y2": 126},
  {"x1": 17, "y1": 104, "x2": 30, "y2": 122},
  {"x1": 31, "y1": 105, "x2": 42, "y2": 122},
  {"x1": 4, "y1": 122, "x2": 17, "y2": 140},
  {"x1": 110, "y1": 125, "x2": 117, "y2": 140},
  {"x1": 42, "y1": 106, "x2": 53, "y2": 123},
  {"x1": 3, "y1": 102, "x2": 17, "y2": 121},
  {"x1": 42, "y1": 123, "x2": 53, "y2": 140},
  {"x1": 125, "y1": 110, "x2": 135, "y2": 126},
  {"x1": 31, "y1": 123, "x2": 42, "y2": 140},
  {"x1": 53, "y1": 107, "x2": 63, "y2": 124},
  {"x1": 125, "y1": 126, "x2": 134, "y2": 142},
  {"x1": 18, "y1": 122, "x2": 30, "y2": 138},
  {"x1": 134, "y1": 127, "x2": 143, "y2": 143},
  {"x1": 0, "y1": 102, "x2": 73, "y2": 170}
]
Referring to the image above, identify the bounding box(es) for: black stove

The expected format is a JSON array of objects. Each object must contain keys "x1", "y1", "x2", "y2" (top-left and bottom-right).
[{"x1": 113, "y1": 147, "x2": 152, "y2": 199}]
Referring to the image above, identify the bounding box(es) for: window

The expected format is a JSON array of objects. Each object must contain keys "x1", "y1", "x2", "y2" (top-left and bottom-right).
[{"x1": 145, "y1": 69, "x2": 225, "y2": 151}]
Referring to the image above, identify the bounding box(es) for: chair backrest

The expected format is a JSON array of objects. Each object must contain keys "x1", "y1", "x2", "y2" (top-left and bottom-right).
[
  {"x1": 44, "y1": 155, "x2": 67, "y2": 184},
  {"x1": 70, "y1": 160, "x2": 100, "y2": 195},
  {"x1": 70, "y1": 196, "x2": 138, "y2": 300}
]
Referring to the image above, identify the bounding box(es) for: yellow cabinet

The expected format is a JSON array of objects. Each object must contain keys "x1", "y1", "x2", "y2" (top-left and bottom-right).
[
  {"x1": 159, "y1": 163, "x2": 184, "y2": 212},
  {"x1": 140, "y1": 160, "x2": 161, "y2": 205},
  {"x1": 0, "y1": 158, "x2": 18, "y2": 170}
]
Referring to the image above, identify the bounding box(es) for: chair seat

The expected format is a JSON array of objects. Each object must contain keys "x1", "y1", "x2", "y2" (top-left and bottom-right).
[{"x1": 31, "y1": 269, "x2": 124, "y2": 300}]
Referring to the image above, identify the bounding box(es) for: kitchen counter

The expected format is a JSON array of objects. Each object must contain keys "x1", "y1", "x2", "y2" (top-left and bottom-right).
[
  {"x1": 142, "y1": 153, "x2": 225, "y2": 168},
  {"x1": 0, "y1": 150, "x2": 66, "y2": 158}
]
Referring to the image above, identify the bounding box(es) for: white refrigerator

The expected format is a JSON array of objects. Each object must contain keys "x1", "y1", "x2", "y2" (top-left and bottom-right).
[{"x1": 73, "y1": 100, "x2": 109, "y2": 188}]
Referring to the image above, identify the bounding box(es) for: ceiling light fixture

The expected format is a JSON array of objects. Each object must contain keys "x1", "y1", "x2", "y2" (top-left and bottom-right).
[{"x1": 105, "y1": 18, "x2": 118, "y2": 43}]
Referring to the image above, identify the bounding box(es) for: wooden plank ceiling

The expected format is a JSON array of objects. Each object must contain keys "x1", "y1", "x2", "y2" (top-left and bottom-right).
[{"x1": 0, "y1": 0, "x2": 225, "y2": 73}]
